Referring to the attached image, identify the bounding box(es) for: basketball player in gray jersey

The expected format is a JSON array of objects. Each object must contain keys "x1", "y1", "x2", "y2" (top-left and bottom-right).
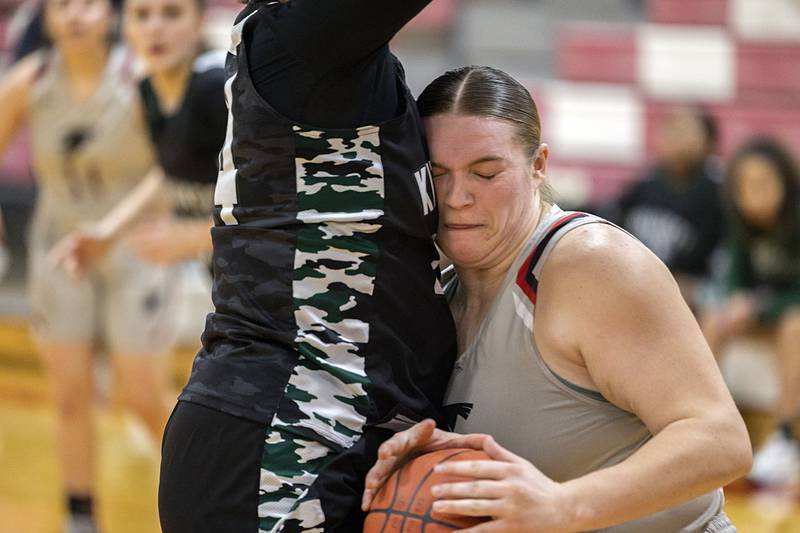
[
  {"x1": 364, "y1": 67, "x2": 752, "y2": 532},
  {"x1": 0, "y1": 0, "x2": 178, "y2": 530}
]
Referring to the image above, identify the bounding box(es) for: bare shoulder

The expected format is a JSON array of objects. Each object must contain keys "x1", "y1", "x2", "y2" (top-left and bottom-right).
[
  {"x1": 541, "y1": 223, "x2": 677, "y2": 306},
  {"x1": 1, "y1": 53, "x2": 44, "y2": 103},
  {"x1": 7, "y1": 53, "x2": 43, "y2": 87}
]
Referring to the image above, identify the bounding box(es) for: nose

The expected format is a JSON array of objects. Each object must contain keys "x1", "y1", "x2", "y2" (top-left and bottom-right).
[
  {"x1": 441, "y1": 173, "x2": 474, "y2": 210},
  {"x1": 144, "y1": 14, "x2": 163, "y2": 34},
  {"x1": 65, "y1": 3, "x2": 84, "y2": 23}
]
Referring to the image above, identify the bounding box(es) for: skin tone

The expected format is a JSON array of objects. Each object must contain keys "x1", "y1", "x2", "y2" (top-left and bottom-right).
[
  {"x1": 362, "y1": 113, "x2": 752, "y2": 532},
  {"x1": 0, "y1": 0, "x2": 173, "y2": 504},
  {"x1": 701, "y1": 156, "x2": 800, "y2": 423},
  {"x1": 659, "y1": 107, "x2": 709, "y2": 182},
  {"x1": 428, "y1": 115, "x2": 546, "y2": 353},
  {"x1": 50, "y1": 0, "x2": 212, "y2": 278}
]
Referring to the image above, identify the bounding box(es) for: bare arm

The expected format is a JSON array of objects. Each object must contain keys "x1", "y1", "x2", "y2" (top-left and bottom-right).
[
  {"x1": 126, "y1": 215, "x2": 213, "y2": 265},
  {"x1": 363, "y1": 225, "x2": 751, "y2": 531},
  {"x1": 49, "y1": 167, "x2": 167, "y2": 278},
  {"x1": 93, "y1": 165, "x2": 166, "y2": 240},
  {"x1": 0, "y1": 55, "x2": 38, "y2": 156},
  {"x1": 538, "y1": 225, "x2": 751, "y2": 529}
]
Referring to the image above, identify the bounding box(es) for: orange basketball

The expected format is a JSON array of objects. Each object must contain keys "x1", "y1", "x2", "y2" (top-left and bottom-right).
[{"x1": 364, "y1": 448, "x2": 492, "y2": 532}]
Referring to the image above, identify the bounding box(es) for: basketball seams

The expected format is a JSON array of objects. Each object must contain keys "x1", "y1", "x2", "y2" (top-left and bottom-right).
[
  {"x1": 404, "y1": 450, "x2": 469, "y2": 531},
  {"x1": 379, "y1": 464, "x2": 404, "y2": 533},
  {"x1": 400, "y1": 449, "x2": 473, "y2": 532},
  {"x1": 422, "y1": 450, "x2": 485, "y2": 531},
  {"x1": 368, "y1": 508, "x2": 473, "y2": 530},
  {"x1": 366, "y1": 448, "x2": 490, "y2": 532}
]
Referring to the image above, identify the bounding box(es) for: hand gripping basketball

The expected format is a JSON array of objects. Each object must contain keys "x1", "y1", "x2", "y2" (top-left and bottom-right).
[
  {"x1": 364, "y1": 448, "x2": 493, "y2": 532},
  {"x1": 363, "y1": 421, "x2": 576, "y2": 532},
  {"x1": 362, "y1": 420, "x2": 496, "y2": 512}
]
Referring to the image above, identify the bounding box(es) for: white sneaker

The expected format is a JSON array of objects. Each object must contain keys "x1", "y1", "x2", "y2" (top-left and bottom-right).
[
  {"x1": 65, "y1": 514, "x2": 98, "y2": 533},
  {"x1": 748, "y1": 430, "x2": 800, "y2": 487}
]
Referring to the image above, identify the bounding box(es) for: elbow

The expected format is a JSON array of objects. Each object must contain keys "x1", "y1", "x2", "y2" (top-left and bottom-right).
[
  {"x1": 733, "y1": 430, "x2": 754, "y2": 478},
  {"x1": 714, "y1": 415, "x2": 753, "y2": 482}
]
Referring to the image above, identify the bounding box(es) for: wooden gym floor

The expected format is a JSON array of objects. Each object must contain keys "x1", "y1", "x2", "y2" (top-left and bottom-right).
[{"x1": 0, "y1": 318, "x2": 798, "y2": 533}]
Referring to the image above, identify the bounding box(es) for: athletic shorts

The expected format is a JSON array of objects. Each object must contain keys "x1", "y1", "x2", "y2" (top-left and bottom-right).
[
  {"x1": 27, "y1": 239, "x2": 180, "y2": 354},
  {"x1": 159, "y1": 401, "x2": 392, "y2": 532},
  {"x1": 701, "y1": 512, "x2": 736, "y2": 533}
]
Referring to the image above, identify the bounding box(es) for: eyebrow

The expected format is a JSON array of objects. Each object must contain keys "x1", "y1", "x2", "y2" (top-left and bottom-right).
[{"x1": 431, "y1": 156, "x2": 507, "y2": 171}]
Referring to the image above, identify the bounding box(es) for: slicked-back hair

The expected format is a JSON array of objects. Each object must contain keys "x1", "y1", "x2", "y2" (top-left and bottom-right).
[
  {"x1": 417, "y1": 66, "x2": 552, "y2": 202},
  {"x1": 417, "y1": 66, "x2": 541, "y2": 159}
]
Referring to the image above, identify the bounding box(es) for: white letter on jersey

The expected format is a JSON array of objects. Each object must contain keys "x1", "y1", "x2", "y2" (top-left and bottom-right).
[
  {"x1": 414, "y1": 163, "x2": 435, "y2": 216},
  {"x1": 214, "y1": 12, "x2": 256, "y2": 226},
  {"x1": 214, "y1": 72, "x2": 238, "y2": 225}
]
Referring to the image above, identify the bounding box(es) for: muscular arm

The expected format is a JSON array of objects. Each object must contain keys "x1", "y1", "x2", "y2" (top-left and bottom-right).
[{"x1": 537, "y1": 225, "x2": 751, "y2": 529}]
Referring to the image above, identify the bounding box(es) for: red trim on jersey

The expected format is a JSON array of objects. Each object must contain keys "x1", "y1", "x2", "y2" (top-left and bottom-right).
[
  {"x1": 516, "y1": 249, "x2": 538, "y2": 304},
  {"x1": 515, "y1": 212, "x2": 587, "y2": 305}
]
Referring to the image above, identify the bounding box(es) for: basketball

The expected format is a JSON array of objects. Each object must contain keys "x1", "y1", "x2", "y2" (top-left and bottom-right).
[{"x1": 364, "y1": 448, "x2": 492, "y2": 532}]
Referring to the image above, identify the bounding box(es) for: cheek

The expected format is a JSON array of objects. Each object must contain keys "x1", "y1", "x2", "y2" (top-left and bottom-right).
[
  {"x1": 171, "y1": 18, "x2": 201, "y2": 47},
  {"x1": 86, "y1": 7, "x2": 112, "y2": 30},
  {"x1": 765, "y1": 185, "x2": 784, "y2": 211}
]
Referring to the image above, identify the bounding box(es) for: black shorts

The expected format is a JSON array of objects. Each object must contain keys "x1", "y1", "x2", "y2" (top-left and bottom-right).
[{"x1": 159, "y1": 401, "x2": 390, "y2": 532}]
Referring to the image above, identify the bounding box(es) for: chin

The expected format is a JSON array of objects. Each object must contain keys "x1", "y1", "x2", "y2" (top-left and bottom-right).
[{"x1": 442, "y1": 247, "x2": 486, "y2": 269}]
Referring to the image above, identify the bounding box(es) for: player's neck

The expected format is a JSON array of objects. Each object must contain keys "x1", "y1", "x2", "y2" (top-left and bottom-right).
[
  {"x1": 455, "y1": 202, "x2": 544, "y2": 315},
  {"x1": 60, "y1": 45, "x2": 109, "y2": 103},
  {"x1": 150, "y1": 59, "x2": 193, "y2": 115}
]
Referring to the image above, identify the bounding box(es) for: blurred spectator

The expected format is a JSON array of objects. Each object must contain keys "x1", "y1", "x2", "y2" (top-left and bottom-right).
[
  {"x1": 7, "y1": 0, "x2": 121, "y2": 63},
  {"x1": 702, "y1": 138, "x2": 800, "y2": 488},
  {"x1": 609, "y1": 106, "x2": 723, "y2": 310}
]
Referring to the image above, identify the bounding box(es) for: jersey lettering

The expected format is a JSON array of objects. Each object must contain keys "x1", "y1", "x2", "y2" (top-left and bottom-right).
[{"x1": 414, "y1": 162, "x2": 435, "y2": 216}]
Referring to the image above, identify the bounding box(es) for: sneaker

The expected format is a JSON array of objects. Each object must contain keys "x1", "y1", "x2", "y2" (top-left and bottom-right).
[
  {"x1": 747, "y1": 430, "x2": 800, "y2": 487},
  {"x1": 65, "y1": 514, "x2": 98, "y2": 533}
]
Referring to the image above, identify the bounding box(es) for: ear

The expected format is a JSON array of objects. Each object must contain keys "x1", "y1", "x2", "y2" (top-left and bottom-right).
[{"x1": 530, "y1": 143, "x2": 549, "y2": 184}]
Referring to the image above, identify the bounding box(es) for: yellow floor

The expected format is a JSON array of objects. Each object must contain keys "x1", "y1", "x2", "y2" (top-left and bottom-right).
[{"x1": 0, "y1": 319, "x2": 799, "y2": 532}]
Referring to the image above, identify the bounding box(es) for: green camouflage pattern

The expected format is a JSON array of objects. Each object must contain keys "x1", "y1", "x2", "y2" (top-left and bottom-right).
[
  {"x1": 258, "y1": 423, "x2": 334, "y2": 532},
  {"x1": 257, "y1": 125, "x2": 385, "y2": 531}
]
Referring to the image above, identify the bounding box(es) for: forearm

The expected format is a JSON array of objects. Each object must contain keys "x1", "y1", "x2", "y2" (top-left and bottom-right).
[
  {"x1": 97, "y1": 167, "x2": 166, "y2": 240},
  {"x1": 562, "y1": 415, "x2": 749, "y2": 530},
  {"x1": 182, "y1": 217, "x2": 213, "y2": 257}
]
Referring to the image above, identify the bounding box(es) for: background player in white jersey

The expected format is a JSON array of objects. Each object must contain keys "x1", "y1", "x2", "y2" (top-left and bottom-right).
[
  {"x1": 0, "y1": 0, "x2": 179, "y2": 531},
  {"x1": 364, "y1": 66, "x2": 752, "y2": 532},
  {"x1": 52, "y1": 0, "x2": 225, "y2": 275}
]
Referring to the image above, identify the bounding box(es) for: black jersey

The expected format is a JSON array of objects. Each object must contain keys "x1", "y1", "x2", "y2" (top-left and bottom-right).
[
  {"x1": 244, "y1": 0, "x2": 423, "y2": 127},
  {"x1": 179, "y1": 0, "x2": 457, "y2": 434},
  {"x1": 139, "y1": 51, "x2": 227, "y2": 218},
  {"x1": 617, "y1": 162, "x2": 724, "y2": 278}
]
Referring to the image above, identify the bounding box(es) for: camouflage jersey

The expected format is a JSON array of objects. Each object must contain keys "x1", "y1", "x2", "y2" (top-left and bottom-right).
[{"x1": 179, "y1": 6, "x2": 457, "y2": 444}]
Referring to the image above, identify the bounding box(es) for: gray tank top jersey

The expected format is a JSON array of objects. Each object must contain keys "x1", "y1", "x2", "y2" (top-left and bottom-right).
[
  {"x1": 28, "y1": 46, "x2": 154, "y2": 243},
  {"x1": 443, "y1": 204, "x2": 724, "y2": 533}
]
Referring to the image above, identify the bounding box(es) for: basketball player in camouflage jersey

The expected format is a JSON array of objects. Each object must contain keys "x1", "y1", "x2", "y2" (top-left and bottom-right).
[{"x1": 158, "y1": 1, "x2": 457, "y2": 531}]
